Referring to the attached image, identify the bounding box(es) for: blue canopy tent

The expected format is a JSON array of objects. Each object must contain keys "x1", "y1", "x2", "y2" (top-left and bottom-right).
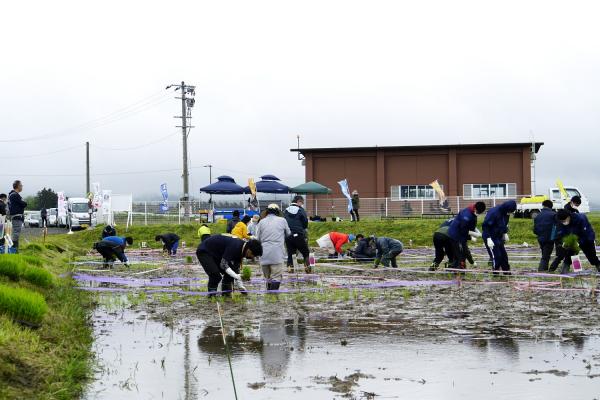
[
  {"x1": 244, "y1": 175, "x2": 290, "y2": 194},
  {"x1": 199, "y1": 176, "x2": 248, "y2": 221}
]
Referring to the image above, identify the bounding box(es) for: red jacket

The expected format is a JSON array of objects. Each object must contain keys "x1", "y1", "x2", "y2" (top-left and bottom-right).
[{"x1": 329, "y1": 232, "x2": 349, "y2": 253}]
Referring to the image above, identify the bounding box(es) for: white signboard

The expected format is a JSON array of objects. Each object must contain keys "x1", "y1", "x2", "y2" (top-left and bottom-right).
[
  {"x1": 101, "y1": 190, "x2": 112, "y2": 215},
  {"x1": 57, "y1": 191, "x2": 67, "y2": 218}
]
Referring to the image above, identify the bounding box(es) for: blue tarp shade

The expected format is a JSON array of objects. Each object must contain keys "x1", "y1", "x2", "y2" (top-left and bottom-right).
[
  {"x1": 200, "y1": 175, "x2": 245, "y2": 195},
  {"x1": 244, "y1": 174, "x2": 290, "y2": 194}
]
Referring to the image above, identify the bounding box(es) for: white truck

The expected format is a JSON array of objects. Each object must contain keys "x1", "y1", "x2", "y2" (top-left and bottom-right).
[
  {"x1": 515, "y1": 186, "x2": 590, "y2": 219},
  {"x1": 66, "y1": 197, "x2": 97, "y2": 230}
]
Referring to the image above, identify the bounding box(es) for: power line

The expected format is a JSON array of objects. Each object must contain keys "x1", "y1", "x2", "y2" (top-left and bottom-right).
[
  {"x1": 0, "y1": 91, "x2": 172, "y2": 143},
  {"x1": 90, "y1": 131, "x2": 179, "y2": 151},
  {"x1": 1, "y1": 144, "x2": 83, "y2": 159}
]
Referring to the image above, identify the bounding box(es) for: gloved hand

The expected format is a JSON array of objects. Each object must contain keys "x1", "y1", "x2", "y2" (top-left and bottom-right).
[
  {"x1": 468, "y1": 230, "x2": 482, "y2": 238},
  {"x1": 486, "y1": 238, "x2": 495, "y2": 250},
  {"x1": 471, "y1": 236, "x2": 478, "y2": 242},
  {"x1": 503, "y1": 233, "x2": 509, "y2": 242},
  {"x1": 473, "y1": 261, "x2": 478, "y2": 267},
  {"x1": 234, "y1": 280, "x2": 247, "y2": 291},
  {"x1": 225, "y1": 267, "x2": 242, "y2": 281}
]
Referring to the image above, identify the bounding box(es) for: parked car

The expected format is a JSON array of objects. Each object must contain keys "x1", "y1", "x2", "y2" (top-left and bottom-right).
[
  {"x1": 25, "y1": 212, "x2": 41, "y2": 227},
  {"x1": 67, "y1": 197, "x2": 96, "y2": 230}
]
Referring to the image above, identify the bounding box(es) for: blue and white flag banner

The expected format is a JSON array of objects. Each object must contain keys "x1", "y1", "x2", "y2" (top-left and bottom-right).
[{"x1": 337, "y1": 179, "x2": 353, "y2": 212}]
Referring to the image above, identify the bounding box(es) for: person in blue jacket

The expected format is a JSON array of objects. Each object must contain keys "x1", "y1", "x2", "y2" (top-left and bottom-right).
[
  {"x1": 94, "y1": 236, "x2": 133, "y2": 268},
  {"x1": 533, "y1": 200, "x2": 557, "y2": 272},
  {"x1": 448, "y1": 202, "x2": 486, "y2": 269},
  {"x1": 483, "y1": 200, "x2": 517, "y2": 274},
  {"x1": 556, "y1": 210, "x2": 600, "y2": 273}
]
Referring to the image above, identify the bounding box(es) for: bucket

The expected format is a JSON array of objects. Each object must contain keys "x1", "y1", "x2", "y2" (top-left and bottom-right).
[
  {"x1": 571, "y1": 255, "x2": 582, "y2": 272},
  {"x1": 309, "y1": 252, "x2": 316, "y2": 268}
]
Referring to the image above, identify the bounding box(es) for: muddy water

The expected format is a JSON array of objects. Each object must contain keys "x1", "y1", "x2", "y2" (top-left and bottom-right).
[{"x1": 84, "y1": 299, "x2": 600, "y2": 400}]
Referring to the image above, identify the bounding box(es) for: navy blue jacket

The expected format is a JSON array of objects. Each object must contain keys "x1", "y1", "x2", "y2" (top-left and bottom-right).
[
  {"x1": 559, "y1": 213, "x2": 595, "y2": 243},
  {"x1": 533, "y1": 207, "x2": 557, "y2": 243},
  {"x1": 157, "y1": 233, "x2": 180, "y2": 248},
  {"x1": 482, "y1": 201, "x2": 517, "y2": 240},
  {"x1": 448, "y1": 207, "x2": 478, "y2": 243},
  {"x1": 7, "y1": 190, "x2": 27, "y2": 216},
  {"x1": 197, "y1": 235, "x2": 245, "y2": 272},
  {"x1": 284, "y1": 204, "x2": 309, "y2": 235}
]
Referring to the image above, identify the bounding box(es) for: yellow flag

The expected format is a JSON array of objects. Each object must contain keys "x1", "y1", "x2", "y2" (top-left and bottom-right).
[
  {"x1": 248, "y1": 178, "x2": 257, "y2": 197},
  {"x1": 556, "y1": 179, "x2": 569, "y2": 201},
  {"x1": 429, "y1": 180, "x2": 446, "y2": 203}
]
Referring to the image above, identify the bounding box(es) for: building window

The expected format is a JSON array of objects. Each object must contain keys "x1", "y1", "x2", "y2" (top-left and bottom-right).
[
  {"x1": 391, "y1": 185, "x2": 440, "y2": 200},
  {"x1": 463, "y1": 183, "x2": 516, "y2": 198}
]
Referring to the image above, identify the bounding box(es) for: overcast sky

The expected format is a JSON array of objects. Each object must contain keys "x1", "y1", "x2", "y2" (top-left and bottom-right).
[{"x1": 1, "y1": 0, "x2": 599, "y2": 202}]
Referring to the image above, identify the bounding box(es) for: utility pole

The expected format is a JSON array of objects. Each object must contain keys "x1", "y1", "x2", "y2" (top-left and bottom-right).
[
  {"x1": 166, "y1": 81, "x2": 196, "y2": 203},
  {"x1": 86, "y1": 141, "x2": 90, "y2": 194}
]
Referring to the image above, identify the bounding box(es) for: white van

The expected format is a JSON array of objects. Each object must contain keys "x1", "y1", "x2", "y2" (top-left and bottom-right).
[{"x1": 67, "y1": 197, "x2": 96, "y2": 230}]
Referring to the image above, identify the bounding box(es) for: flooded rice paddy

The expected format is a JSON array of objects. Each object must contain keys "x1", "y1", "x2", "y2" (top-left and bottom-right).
[{"x1": 77, "y1": 246, "x2": 600, "y2": 399}]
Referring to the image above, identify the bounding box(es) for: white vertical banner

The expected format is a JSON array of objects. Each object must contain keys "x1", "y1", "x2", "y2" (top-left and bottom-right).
[
  {"x1": 337, "y1": 179, "x2": 353, "y2": 213},
  {"x1": 57, "y1": 191, "x2": 67, "y2": 219},
  {"x1": 102, "y1": 190, "x2": 112, "y2": 225}
]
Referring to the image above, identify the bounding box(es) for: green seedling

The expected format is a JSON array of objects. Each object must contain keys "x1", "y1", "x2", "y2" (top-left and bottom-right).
[
  {"x1": 562, "y1": 234, "x2": 580, "y2": 253},
  {"x1": 241, "y1": 266, "x2": 252, "y2": 282},
  {"x1": 0, "y1": 284, "x2": 48, "y2": 325},
  {"x1": 185, "y1": 255, "x2": 194, "y2": 264}
]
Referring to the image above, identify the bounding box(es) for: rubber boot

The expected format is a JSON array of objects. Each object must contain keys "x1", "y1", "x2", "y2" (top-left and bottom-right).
[
  {"x1": 266, "y1": 282, "x2": 272, "y2": 291},
  {"x1": 221, "y1": 282, "x2": 233, "y2": 297},
  {"x1": 304, "y1": 261, "x2": 312, "y2": 274},
  {"x1": 207, "y1": 286, "x2": 218, "y2": 298},
  {"x1": 270, "y1": 281, "x2": 281, "y2": 291},
  {"x1": 560, "y1": 262, "x2": 570, "y2": 275},
  {"x1": 429, "y1": 262, "x2": 439, "y2": 271}
]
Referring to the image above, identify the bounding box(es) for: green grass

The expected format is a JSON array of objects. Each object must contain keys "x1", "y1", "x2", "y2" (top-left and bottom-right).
[
  {"x1": 0, "y1": 242, "x2": 93, "y2": 400},
  {"x1": 0, "y1": 284, "x2": 48, "y2": 325}
]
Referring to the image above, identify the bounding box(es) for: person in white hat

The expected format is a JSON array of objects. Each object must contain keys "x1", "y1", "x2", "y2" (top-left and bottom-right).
[{"x1": 256, "y1": 204, "x2": 291, "y2": 291}]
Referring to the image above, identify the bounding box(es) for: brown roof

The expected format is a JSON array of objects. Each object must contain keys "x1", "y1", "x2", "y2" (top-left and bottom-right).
[{"x1": 292, "y1": 142, "x2": 544, "y2": 154}]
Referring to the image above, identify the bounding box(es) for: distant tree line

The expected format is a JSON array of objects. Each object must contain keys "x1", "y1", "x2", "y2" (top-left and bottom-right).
[{"x1": 24, "y1": 188, "x2": 58, "y2": 211}]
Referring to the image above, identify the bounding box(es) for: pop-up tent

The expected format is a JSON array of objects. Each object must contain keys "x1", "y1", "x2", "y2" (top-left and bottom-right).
[
  {"x1": 290, "y1": 181, "x2": 332, "y2": 194},
  {"x1": 244, "y1": 175, "x2": 290, "y2": 194},
  {"x1": 200, "y1": 176, "x2": 245, "y2": 195}
]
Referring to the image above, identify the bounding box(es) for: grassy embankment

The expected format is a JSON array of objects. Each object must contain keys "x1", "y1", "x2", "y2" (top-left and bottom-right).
[{"x1": 0, "y1": 237, "x2": 93, "y2": 400}]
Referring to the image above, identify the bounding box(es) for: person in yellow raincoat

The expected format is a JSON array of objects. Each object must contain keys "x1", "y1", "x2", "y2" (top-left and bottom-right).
[{"x1": 231, "y1": 215, "x2": 252, "y2": 239}]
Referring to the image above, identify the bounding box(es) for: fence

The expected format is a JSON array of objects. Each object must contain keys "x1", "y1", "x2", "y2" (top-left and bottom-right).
[{"x1": 112, "y1": 196, "x2": 545, "y2": 226}]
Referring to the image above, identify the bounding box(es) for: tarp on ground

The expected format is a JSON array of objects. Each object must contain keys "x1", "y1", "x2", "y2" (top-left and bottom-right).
[
  {"x1": 290, "y1": 181, "x2": 332, "y2": 194},
  {"x1": 200, "y1": 176, "x2": 245, "y2": 195}
]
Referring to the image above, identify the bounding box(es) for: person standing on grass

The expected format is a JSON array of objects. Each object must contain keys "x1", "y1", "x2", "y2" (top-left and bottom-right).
[
  {"x1": 284, "y1": 195, "x2": 311, "y2": 273},
  {"x1": 482, "y1": 200, "x2": 517, "y2": 275},
  {"x1": 533, "y1": 200, "x2": 557, "y2": 272},
  {"x1": 316, "y1": 231, "x2": 356, "y2": 258},
  {"x1": 247, "y1": 214, "x2": 260, "y2": 236},
  {"x1": 256, "y1": 204, "x2": 291, "y2": 291},
  {"x1": 40, "y1": 207, "x2": 48, "y2": 228},
  {"x1": 195, "y1": 235, "x2": 262, "y2": 296},
  {"x1": 350, "y1": 190, "x2": 360, "y2": 222},
  {"x1": 155, "y1": 233, "x2": 180, "y2": 255},
  {"x1": 232, "y1": 215, "x2": 252, "y2": 239},
  {"x1": 0, "y1": 193, "x2": 7, "y2": 247},
  {"x1": 555, "y1": 210, "x2": 600, "y2": 274},
  {"x1": 373, "y1": 237, "x2": 404, "y2": 268},
  {"x1": 448, "y1": 201, "x2": 486, "y2": 270},
  {"x1": 226, "y1": 210, "x2": 241, "y2": 233},
  {"x1": 8, "y1": 180, "x2": 27, "y2": 253},
  {"x1": 93, "y1": 236, "x2": 133, "y2": 268}
]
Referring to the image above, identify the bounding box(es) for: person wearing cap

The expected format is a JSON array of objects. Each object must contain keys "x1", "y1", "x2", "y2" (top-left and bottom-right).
[
  {"x1": 155, "y1": 233, "x2": 180, "y2": 255},
  {"x1": 564, "y1": 195, "x2": 581, "y2": 214},
  {"x1": 256, "y1": 204, "x2": 291, "y2": 291},
  {"x1": 448, "y1": 202, "x2": 486, "y2": 270},
  {"x1": 373, "y1": 236, "x2": 404, "y2": 268},
  {"x1": 284, "y1": 195, "x2": 311, "y2": 273},
  {"x1": 197, "y1": 224, "x2": 211, "y2": 242},
  {"x1": 226, "y1": 210, "x2": 241, "y2": 233},
  {"x1": 316, "y1": 232, "x2": 356, "y2": 258},
  {"x1": 533, "y1": 200, "x2": 558, "y2": 272},
  {"x1": 247, "y1": 214, "x2": 260, "y2": 236},
  {"x1": 555, "y1": 209, "x2": 600, "y2": 273},
  {"x1": 350, "y1": 190, "x2": 360, "y2": 222},
  {"x1": 232, "y1": 215, "x2": 252, "y2": 239},
  {"x1": 196, "y1": 235, "x2": 263, "y2": 296},
  {"x1": 482, "y1": 200, "x2": 517, "y2": 274}
]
